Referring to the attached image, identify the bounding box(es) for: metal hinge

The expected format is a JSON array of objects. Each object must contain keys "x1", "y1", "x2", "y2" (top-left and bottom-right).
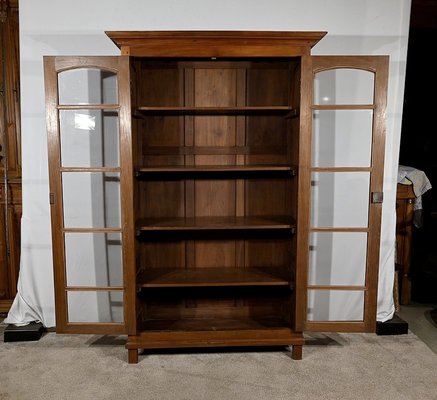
[
  {"x1": 49, "y1": 192, "x2": 54, "y2": 205},
  {"x1": 371, "y1": 192, "x2": 384, "y2": 203}
]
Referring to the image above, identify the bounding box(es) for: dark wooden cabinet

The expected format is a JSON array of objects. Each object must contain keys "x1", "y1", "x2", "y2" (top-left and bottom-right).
[
  {"x1": 0, "y1": 0, "x2": 21, "y2": 314},
  {"x1": 44, "y1": 31, "x2": 389, "y2": 363},
  {"x1": 395, "y1": 183, "x2": 415, "y2": 305}
]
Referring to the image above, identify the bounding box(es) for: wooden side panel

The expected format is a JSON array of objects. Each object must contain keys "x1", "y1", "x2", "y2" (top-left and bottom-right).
[{"x1": 0, "y1": 2, "x2": 21, "y2": 314}]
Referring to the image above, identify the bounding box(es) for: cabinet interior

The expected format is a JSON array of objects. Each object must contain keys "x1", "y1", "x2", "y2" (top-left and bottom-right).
[{"x1": 130, "y1": 57, "x2": 301, "y2": 331}]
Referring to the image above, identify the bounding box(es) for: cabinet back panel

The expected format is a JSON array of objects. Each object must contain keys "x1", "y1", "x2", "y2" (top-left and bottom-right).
[
  {"x1": 246, "y1": 67, "x2": 291, "y2": 106},
  {"x1": 140, "y1": 242, "x2": 186, "y2": 269},
  {"x1": 140, "y1": 286, "x2": 292, "y2": 321},
  {"x1": 137, "y1": 64, "x2": 183, "y2": 106},
  {"x1": 138, "y1": 240, "x2": 291, "y2": 269},
  {"x1": 141, "y1": 181, "x2": 185, "y2": 218}
]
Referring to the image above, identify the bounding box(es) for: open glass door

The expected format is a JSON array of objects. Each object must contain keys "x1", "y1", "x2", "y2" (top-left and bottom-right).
[
  {"x1": 303, "y1": 56, "x2": 389, "y2": 332},
  {"x1": 44, "y1": 56, "x2": 132, "y2": 334}
]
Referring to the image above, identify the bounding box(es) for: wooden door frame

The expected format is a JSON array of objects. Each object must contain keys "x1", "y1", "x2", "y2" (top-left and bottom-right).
[
  {"x1": 44, "y1": 56, "x2": 132, "y2": 334},
  {"x1": 302, "y1": 55, "x2": 389, "y2": 332}
]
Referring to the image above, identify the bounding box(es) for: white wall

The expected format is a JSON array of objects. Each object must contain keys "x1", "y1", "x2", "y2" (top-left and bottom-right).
[{"x1": 6, "y1": 0, "x2": 411, "y2": 327}]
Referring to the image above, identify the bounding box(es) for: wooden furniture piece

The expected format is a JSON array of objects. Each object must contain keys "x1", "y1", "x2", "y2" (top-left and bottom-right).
[
  {"x1": 0, "y1": 0, "x2": 21, "y2": 315},
  {"x1": 44, "y1": 31, "x2": 389, "y2": 363},
  {"x1": 395, "y1": 183, "x2": 416, "y2": 305}
]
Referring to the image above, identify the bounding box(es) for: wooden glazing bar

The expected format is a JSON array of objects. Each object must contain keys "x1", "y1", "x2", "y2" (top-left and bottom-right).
[
  {"x1": 307, "y1": 285, "x2": 366, "y2": 291},
  {"x1": 57, "y1": 104, "x2": 120, "y2": 110},
  {"x1": 60, "y1": 167, "x2": 121, "y2": 173},
  {"x1": 305, "y1": 321, "x2": 365, "y2": 332},
  {"x1": 310, "y1": 227, "x2": 369, "y2": 232},
  {"x1": 311, "y1": 104, "x2": 374, "y2": 110},
  {"x1": 66, "y1": 286, "x2": 124, "y2": 291},
  {"x1": 62, "y1": 228, "x2": 122, "y2": 233},
  {"x1": 64, "y1": 323, "x2": 125, "y2": 335},
  {"x1": 311, "y1": 167, "x2": 371, "y2": 172}
]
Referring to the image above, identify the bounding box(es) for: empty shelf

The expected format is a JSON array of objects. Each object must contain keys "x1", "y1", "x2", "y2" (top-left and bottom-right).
[
  {"x1": 136, "y1": 216, "x2": 296, "y2": 232},
  {"x1": 134, "y1": 106, "x2": 296, "y2": 116},
  {"x1": 137, "y1": 267, "x2": 292, "y2": 288}
]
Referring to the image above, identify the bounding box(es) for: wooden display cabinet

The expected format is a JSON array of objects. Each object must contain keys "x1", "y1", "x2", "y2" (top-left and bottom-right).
[
  {"x1": 0, "y1": 0, "x2": 21, "y2": 314},
  {"x1": 395, "y1": 183, "x2": 416, "y2": 305},
  {"x1": 44, "y1": 31, "x2": 389, "y2": 363}
]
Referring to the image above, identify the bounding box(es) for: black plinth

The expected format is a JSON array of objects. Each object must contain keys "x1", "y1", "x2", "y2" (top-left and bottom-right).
[
  {"x1": 3, "y1": 322, "x2": 45, "y2": 342},
  {"x1": 376, "y1": 314, "x2": 409, "y2": 335}
]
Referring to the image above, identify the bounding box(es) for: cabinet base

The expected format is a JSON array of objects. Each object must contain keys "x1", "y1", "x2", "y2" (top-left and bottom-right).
[{"x1": 126, "y1": 328, "x2": 304, "y2": 363}]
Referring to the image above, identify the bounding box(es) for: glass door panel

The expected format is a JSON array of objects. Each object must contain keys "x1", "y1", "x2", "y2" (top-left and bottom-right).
[
  {"x1": 60, "y1": 109, "x2": 119, "y2": 167},
  {"x1": 58, "y1": 68, "x2": 118, "y2": 105},
  {"x1": 307, "y1": 290, "x2": 364, "y2": 321},
  {"x1": 306, "y1": 56, "x2": 388, "y2": 332},
  {"x1": 45, "y1": 56, "x2": 130, "y2": 333},
  {"x1": 314, "y1": 68, "x2": 374, "y2": 105},
  {"x1": 312, "y1": 110, "x2": 373, "y2": 167},
  {"x1": 65, "y1": 232, "x2": 122, "y2": 287},
  {"x1": 310, "y1": 171, "x2": 370, "y2": 228},
  {"x1": 67, "y1": 291, "x2": 123, "y2": 323},
  {"x1": 309, "y1": 232, "x2": 367, "y2": 286},
  {"x1": 62, "y1": 172, "x2": 121, "y2": 229}
]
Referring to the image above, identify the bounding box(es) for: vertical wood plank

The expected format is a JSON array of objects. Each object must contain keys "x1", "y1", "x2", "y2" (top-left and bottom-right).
[
  {"x1": 44, "y1": 56, "x2": 68, "y2": 332},
  {"x1": 296, "y1": 55, "x2": 313, "y2": 332},
  {"x1": 235, "y1": 68, "x2": 246, "y2": 268},
  {"x1": 364, "y1": 56, "x2": 389, "y2": 332},
  {"x1": 119, "y1": 56, "x2": 135, "y2": 334},
  {"x1": 184, "y1": 68, "x2": 195, "y2": 270}
]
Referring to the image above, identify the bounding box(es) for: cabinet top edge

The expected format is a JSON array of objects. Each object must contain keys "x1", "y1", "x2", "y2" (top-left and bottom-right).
[
  {"x1": 105, "y1": 30, "x2": 327, "y2": 50},
  {"x1": 105, "y1": 30, "x2": 327, "y2": 39}
]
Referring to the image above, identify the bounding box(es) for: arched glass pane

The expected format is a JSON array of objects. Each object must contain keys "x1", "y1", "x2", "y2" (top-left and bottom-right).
[
  {"x1": 58, "y1": 68, "x2": 117, "y2": 104},
  {"x1": 314, "y1": 68, "x2": 374, "y2": 105}
]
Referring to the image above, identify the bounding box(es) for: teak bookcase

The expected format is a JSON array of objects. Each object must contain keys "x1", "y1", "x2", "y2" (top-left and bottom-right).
[{"x1": 44, "y1": 31, "x2": 389, "y2": 364}]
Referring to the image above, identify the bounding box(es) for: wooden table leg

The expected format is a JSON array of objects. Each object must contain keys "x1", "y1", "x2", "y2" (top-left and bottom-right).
[
  {"x1": 128, "y1": 349, "x2": 139, "y2": 364},
  {"x1": 291, "y1": 345, "x2": 302, "y2": 360}
]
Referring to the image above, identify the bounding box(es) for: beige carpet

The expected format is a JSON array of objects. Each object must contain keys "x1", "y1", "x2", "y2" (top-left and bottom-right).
[{"x1": 1, "y1": 323, "x2": 437, "y2": 400}]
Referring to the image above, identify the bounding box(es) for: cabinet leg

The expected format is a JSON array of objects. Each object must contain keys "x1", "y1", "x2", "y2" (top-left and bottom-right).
[
  {"x1": 291, "y1": 345, "x2": 302, "y2": 360},
  {"x1": 128, "y1": 349, "x2": 139, "y2": 364}
]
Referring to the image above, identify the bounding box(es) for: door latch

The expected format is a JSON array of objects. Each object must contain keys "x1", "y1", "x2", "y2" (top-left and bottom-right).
[{"x1": 371, "y1": 192, "x2": 383, "y2": 203}]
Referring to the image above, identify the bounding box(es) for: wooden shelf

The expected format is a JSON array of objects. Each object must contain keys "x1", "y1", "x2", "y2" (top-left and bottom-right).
[
  {"x1": 137, "y1": 267, "x2": 292, "y2": 288},
  {"x1": 134, "y1": 106, "x2": 296, "y2": 117},
  {"x1": 135, "y1": 165, "x2": 296, "y2": 178},
  {"x1": 136, "y1": 216, "x2": 296, "y2": 232},
  {"x1": 126, "y1": 318, "x2": 303, "y2": 353},
  {"x1": 140, "y1": 316, "x2": 291, "y2": 332}
]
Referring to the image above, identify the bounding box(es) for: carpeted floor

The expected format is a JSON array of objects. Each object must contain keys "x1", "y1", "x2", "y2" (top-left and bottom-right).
[{"x1": 1, "y1": 323, "x2": 437, "y2": 400}]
